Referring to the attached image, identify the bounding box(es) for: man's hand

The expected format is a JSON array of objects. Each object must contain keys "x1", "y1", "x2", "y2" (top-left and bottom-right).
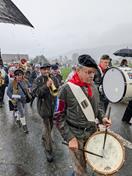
[
  {"x1": 102, "y1": 117, "x2": 112, "y2": 128},
  {"x1": 46, "y1": 79, "x2": 53, "y2": 87},
  {"x1": 68, "y1": 137, "x2": 78, "y2": 150}
]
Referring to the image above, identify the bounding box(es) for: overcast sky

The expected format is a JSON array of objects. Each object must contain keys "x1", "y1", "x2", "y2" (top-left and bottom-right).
[{"x1": 0, "y1": 0, "x2": 132, "y2": 58}]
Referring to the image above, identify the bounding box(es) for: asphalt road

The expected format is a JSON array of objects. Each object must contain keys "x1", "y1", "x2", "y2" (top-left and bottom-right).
[{"x1": 0, "y1": 95, "x2": 131, "y2": 176}]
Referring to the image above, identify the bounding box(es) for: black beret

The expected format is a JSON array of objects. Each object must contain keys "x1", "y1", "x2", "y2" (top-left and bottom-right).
[
  {"x1": 78, "y1": 54, "x2": 98, "y2": 69},
  {"x1": 51, "y1": 64, "x2": 59, "y2": 70},
  {"x1": 40, "y1": 63, "x2": 51, "y2": 69},
  {"x1": 14, "y1": 69, "x2": 24, "y2": 76}
]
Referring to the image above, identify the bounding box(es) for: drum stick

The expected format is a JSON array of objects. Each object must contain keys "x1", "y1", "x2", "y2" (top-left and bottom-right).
[
  {"x1": 62, "y1": 142, "x2": 103, "y2": 158},
  {"x1": 103, "y1": 106, "x2": 111, "y2": 150}
]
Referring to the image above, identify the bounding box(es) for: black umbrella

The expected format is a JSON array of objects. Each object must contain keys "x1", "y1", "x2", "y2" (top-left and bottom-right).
[
  {"x1": 113, "y1": 48, "x2": 132, "y2": 57},
  {"x1": 0, "y1": 0, "x2": 34, "y2": 28}
]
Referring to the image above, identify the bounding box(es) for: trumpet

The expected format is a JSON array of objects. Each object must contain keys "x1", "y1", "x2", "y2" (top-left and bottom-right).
[
  {"x1": 0, "y1": 72, "x2": 4, "y2": 86},
  {"x1": 48, "y1": 76, "x2": 58, "y2": 96}
]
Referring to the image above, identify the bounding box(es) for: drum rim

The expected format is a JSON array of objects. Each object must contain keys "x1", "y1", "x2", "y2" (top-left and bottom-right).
[
  {"x1": 84, "y1": 130, "x2": 125, "y2": 175},
  {"x1": 102, "y1": 67, "x2": 127, "y2": 103}
]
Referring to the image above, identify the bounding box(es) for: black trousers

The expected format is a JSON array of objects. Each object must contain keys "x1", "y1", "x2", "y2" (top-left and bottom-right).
[
  {"x1": 122, "y1": 101, "x2": 132, "y2": 122},
  {"x1": 0, "y1": 85, "x2": 6, "y2": 103},
  {"x1": 100, "y1": 94, "x2": 109, "y2": 112},
  {"x1": 42, "y1": 116, "x2": 53, "y2": 153}
]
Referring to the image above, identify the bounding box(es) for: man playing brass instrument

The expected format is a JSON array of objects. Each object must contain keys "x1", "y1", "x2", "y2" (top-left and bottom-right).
[
  {"x1": 33, "y1": 63, "x2": 59, "y2": 162},
  {"x1": 0, "y1": 71, "x2": 5, "y2": 86}
]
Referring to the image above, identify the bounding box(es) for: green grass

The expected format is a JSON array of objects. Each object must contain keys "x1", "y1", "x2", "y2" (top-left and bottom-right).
[{"x1": 61, "y1": 67, "x2": 72, "y2": 81}]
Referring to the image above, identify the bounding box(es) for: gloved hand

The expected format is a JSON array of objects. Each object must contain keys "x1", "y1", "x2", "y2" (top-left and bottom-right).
[{"x1": 99, "y1": 85, "x2": 103, "y2": 93}]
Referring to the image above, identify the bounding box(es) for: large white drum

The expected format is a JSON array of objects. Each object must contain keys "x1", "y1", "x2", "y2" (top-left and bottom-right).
[
  {"x1": 102, "y1": 67, "x2": 132, "y2": 103},
  {"x1": 85, "y1": 131, "x2": 125, "y2": 175}
]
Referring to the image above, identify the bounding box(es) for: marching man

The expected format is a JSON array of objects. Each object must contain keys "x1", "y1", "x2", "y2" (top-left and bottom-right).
[{"x1": 55, "y1": 54, "x2": 111, "y2": 176}]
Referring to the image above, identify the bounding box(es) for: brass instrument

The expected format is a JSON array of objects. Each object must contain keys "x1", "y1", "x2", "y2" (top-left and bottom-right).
[
  {"x1": 0, "y1": 72, "x2": 4, "y2": 86},
  {"x1": 19, "y1": 58, "x2": 27, "y2": 71},
  {"x1": 48, "y1": 76, "x2": 58, "y2": 96}
]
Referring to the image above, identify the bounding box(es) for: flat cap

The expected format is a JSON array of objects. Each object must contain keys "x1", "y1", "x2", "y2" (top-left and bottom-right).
[
  {"x1": 40, "y1": 63, "x2": 51, "y2": 69},
  {"x1": 51, "y1": 64, "x2": 59, "y2": 70},
  {"x1": 78, "y1": 54, "x2": 98, "y2": 69},
  {"x1": 14, "y1": 69, "x2": 24, "y2": 76}
]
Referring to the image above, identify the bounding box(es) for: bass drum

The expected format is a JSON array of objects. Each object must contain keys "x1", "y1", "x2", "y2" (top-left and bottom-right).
[
  {"x1": 85, "y1": 131, "x2": 125, "y2": 175},
  {"x1": 102, "y1": 67, "x2": 132, "y2": 103}
]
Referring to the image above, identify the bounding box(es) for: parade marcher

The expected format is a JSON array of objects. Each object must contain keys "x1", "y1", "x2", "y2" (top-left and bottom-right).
[
  {"x1": 7, "y1": 69, "x2": 31, "y2": 133},
  {"x1": 120, "y1": 59, "x2": 131, "y2": 125},
  {"x1": 94, "y1": 54, "x2": 111, "y2": 112},
  {"x1": 29, "y1": 64, "x2": 41, "y2": 107},
  {"x1": 24, "y1": 70, "x2": 31, "y2": 81},
  {"x1": 122, "y1": 100, "x2": 132, "y2": 125},
  {"x1": 29, "y1": 64, "x2": 41, "y2": 85},
  {"x1": 55, "y1": 54, "x2": 111, "y2": 176},
  {"x1": 51, "y1": 64, "x2": 63, "y2": 86},
  {"x1": 0, "y1": 58, "x2": 9, "y2": 107},
  {"x1": 120, "y1": 59, "x2": 128, "y2": 67},
  {"x1": 33, "y1": 63, "x2": 59, "y2": 162},
  {"x1": 51, "y1": 64, "x2": 64, "y2": 112}
]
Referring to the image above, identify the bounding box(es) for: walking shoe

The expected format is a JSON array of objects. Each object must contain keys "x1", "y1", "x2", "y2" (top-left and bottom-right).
[
  {"x1": 15, "y1": 120, "x2": 21, "y2": 128},
  {"x1": 126, "y1": 122, "x2": 132, "y2": 125},
  {"x1": 22, "y1": 125, "x2": 29, "y2": 134},
  {"x1": 122, "y1": 119, "x2": 132, "y2": 125},
  {"x1": 45, "y1": 150, "x2": 54, "y2": 163},
  {"x1": 42, "y1": 135, "x2": 44, "y2": 141}
]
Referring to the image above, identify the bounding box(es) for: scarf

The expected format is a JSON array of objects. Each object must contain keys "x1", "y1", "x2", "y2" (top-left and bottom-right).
[
  {"x1": 99, "y1": 64, "x2": 106, "y2": 74},
  {"x1": 68, "y1": 72, "x2": 92, "y2": 97}
]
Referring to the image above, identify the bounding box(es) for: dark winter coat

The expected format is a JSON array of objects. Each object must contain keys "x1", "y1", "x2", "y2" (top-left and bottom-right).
[{"x1": 33, "y1": 75, "x2": 59, "y2": 118}]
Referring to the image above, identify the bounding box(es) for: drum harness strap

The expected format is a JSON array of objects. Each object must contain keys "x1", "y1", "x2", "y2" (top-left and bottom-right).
[{"x1": 67, "y1": 82, "x2": 96, "y2": 132}]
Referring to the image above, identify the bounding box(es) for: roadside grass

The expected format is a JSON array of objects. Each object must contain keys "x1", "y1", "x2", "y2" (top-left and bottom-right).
[{"x1": 61, "y1": 67, "x2": 71, "y2": 81}]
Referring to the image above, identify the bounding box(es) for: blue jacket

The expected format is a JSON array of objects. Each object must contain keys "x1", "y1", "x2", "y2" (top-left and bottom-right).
[{"x1": 7, "y1": 79, "x2": 30, "y2": 100}]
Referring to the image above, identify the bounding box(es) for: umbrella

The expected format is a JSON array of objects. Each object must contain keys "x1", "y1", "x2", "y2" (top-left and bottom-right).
[
  {"x1": 0, "y1": 0, "x2": 34, "y2": 28},
  {"x1": 113, "y1": 48, "x2": 132, "y2": 57}
]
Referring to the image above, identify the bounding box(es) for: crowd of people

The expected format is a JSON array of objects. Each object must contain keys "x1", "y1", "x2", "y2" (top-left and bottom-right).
[{"x1": 0, "y1": 54, "x2": 131, "y2": 176}]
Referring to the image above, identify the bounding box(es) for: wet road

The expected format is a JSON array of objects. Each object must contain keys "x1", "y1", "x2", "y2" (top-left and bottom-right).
[{"x1": 0, "y1": 94, "x2": 132, "y2": 176}]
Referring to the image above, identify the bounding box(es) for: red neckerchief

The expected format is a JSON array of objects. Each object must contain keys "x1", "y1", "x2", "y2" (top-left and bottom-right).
[
  {"x1": 68, "y1": 72, "x2": 92, "y2": 97},
  {"x1": 99, "y1": 64, "x2": 106, "y2": 74}
]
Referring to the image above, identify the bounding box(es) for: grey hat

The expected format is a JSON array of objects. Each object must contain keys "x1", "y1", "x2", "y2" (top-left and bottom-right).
[
  {"x1": 35, "y1": 64, "x2": 40, "y2": 68},
  {"x1": 40, "y1": 63, "x2": 51, "y2": 69},
  {"x1": 78, "y1": 54, "x2": 98, "y2": 69}
]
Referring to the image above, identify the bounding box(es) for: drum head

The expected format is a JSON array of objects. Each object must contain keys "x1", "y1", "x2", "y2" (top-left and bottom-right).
[
  {"x1": 103, "y1": 67, "x2": 126, "y2": 103},
  {"x1": 85, "y1": 131, "x2": 125, "y2": 175}
]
